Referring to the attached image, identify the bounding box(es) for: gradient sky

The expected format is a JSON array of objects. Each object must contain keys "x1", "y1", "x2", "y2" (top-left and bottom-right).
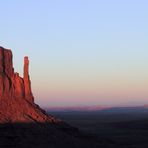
[{"x1": 0, "y1": 0, "x2": 148, "y2": 107}]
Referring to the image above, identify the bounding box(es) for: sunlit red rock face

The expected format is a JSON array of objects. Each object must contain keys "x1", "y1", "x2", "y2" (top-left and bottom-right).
[
  {"x1": 0, "y1": 46, "x2": 60, "y2": 123},
  {"x1": 0, "y1": 48, "x2": 14, "y2": 99},
  {"x1": 0, "y1": 47, "x2": 33, "y2": 101}
]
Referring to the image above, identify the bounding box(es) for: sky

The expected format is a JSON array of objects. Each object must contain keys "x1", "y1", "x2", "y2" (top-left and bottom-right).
[{"x1": 0, "y1": 0, "x2": 148, "y2": 107}]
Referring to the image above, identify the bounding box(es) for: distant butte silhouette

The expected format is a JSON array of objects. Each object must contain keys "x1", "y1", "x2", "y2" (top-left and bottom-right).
[{"x1": 0, "y1": 46, "x2": 61, "y2": 123}]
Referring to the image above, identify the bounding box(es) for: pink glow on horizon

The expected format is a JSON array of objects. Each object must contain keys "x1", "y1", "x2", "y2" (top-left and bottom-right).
[{"x1": 32, "y1": 72, "x2": 148, "y2": 107}]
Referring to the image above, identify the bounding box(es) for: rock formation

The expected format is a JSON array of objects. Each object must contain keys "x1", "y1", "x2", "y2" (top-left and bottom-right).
[
  {"x1": 0, "y1": 48, "x2": 14, "y2": 99},
  {"x1": 0, "y1": 46, "x2": 58, "y2": 123},
  {"x1": 24, "y1": 56, "x2": 34, "y2": 102},
  {"x1": 0, "y1": 47, "x2": 33, "y2": 102}
]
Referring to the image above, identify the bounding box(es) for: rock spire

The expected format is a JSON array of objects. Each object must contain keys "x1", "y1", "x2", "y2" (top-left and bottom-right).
[{"x1": 24, "y1": 56, "x2": 34, "y2": 102}]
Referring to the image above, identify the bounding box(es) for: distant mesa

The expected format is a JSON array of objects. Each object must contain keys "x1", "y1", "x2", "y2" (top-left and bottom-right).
[
  {"x1": 0, "y1": 46, "x2": 60, "y2": 123},
  {"x1": 144, "y1": 104, "x2": 148, "y2": 108},
  {"x1": 46, "y1": 105, "x2": 110, "y2": 111}
]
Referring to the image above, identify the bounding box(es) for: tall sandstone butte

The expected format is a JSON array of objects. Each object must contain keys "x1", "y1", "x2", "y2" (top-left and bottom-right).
[
  {"x1": 0, "y1": 46, "x2": 60, "y2": 123},
  {"x1": 0, "y1": 46, "x2": 33, "y2": 102}
]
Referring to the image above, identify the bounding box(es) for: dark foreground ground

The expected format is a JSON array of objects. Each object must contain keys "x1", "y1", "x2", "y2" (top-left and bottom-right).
[
  {"x1": 1, "y1": 107, "x2": 148, "y2": 148},
  {"x1": 49, "y1": 107, "x2": 148, "y2": 148},
  {"x1": 0, "y1": 122, "x2": 100, "y2": 148}
]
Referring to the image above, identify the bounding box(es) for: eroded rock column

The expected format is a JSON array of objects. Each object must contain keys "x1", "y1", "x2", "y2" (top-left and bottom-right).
[{"x1": 24, "y1": 56, "x2": 34, "y2": 102}]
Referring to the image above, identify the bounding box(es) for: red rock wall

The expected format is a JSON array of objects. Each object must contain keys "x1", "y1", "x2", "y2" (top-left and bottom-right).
[
  {"x1": 0, "y1": 47, "x2": 33, "y2": 102},
  {"x1": 0, "y1": 48, "x2": 13, "y2": 98}
]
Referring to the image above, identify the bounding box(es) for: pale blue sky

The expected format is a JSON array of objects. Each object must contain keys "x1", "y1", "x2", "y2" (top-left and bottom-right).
[{"x1": 0, "y1": 0, "x2": 148, "y2": 107}]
